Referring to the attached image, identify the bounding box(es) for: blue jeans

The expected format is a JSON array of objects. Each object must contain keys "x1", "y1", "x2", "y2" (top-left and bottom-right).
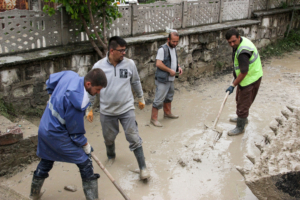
[{"x1": 34, "y1": 157, "x2": 99, "y2": 181}]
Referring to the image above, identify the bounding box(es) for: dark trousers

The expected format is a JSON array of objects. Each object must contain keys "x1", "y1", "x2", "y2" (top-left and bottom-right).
[
  {"x1": 236, "y1": 77, "x2": 262, "y2": 118},
  {"x1": 34, "y1": 158, "x2": 99, "y2": 181}
]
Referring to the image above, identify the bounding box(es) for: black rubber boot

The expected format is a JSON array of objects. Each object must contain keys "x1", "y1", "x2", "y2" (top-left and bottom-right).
[
  {"x1": 133, "y1": 146, "x2": 150, "y2": 180},
  {"x1": 230, "y1": 117, "x2": 248, "y2": 124},
  {"x1": 106, "y1": 143, "x2": 116, "y2": 159},
  {"x1": 82, "y1": 179, "x2": 99, "y2": 200},
  {"x1": 228, "y1": 117, "x2": 247, "y2": 136},
  {"x1": 30, "y1": 176, "x2": 45, "y2": 200}
]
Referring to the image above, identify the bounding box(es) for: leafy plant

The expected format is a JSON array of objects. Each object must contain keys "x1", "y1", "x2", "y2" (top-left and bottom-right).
[
  {"x1": 43, "y1": 0, "x2": 122, "y2": 58},
  {"x1": 260, "y1": 29, "x2": 300, "y2": 59},
  {"x1": 279, "y1": 1, "x2": 288, "y2": 8},
  {"x1": 0, "y1": 99, "x2": 16, "y2": 120}
]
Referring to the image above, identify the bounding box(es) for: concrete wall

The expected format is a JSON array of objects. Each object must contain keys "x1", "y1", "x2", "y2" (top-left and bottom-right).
[{"x1": 0, "y1": 11, "x2": 299, "y2": 115}]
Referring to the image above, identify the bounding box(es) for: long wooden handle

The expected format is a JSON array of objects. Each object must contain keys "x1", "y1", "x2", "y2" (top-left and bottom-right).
[
  {"x1": 213, "y1": 91, "x2": 230, "y2": 129},
  {"x1": 91, "y1": 152, "x2": 131, "y2": 200}
]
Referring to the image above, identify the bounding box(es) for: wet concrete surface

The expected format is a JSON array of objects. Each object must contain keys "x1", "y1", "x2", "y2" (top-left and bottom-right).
[{"x1": 1, "y1": 51, "x2": 300, "y2": 200}]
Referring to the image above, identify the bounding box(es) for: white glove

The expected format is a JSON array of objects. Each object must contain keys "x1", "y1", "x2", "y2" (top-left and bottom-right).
[{"x1": 82, "y1": 143, "x2": 91, "y2": 154}]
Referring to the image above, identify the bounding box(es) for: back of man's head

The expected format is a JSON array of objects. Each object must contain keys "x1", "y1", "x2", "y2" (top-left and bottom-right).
[
  {"x1": 84, "y1": 68, "x2": 107, "y2": 87},
  {"x1": 225, "y1": 28, "x2": 240, "y2": 40},
  {"x1": 108, "y1": 36, "x2": 127, "y2": 50}
]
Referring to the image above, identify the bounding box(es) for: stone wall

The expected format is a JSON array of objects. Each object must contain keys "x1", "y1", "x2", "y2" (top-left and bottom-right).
[
  {"x1": 0, "y1": 135, "x2": 39, "y2": 177},
  {"x1": 0, "y1": 115, "x2": 40, "y2": 177},
  {"x1": 0, "y1": 10, "x2": 299, "y2": 114}
]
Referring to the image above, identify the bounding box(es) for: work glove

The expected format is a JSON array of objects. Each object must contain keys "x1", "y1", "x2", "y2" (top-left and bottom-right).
[
  {"x1": 138, "y1": 97, "x2": 145, "y2": 110},
  {"x1": 83, "y1": 142, "x2": 92, "y2": 154},
  {"x1": 85, "y1": 105, "x2": 93, "y2": 123},
  {"x1": 226, "y1": 84, "x2": 235, "y2": 95}
]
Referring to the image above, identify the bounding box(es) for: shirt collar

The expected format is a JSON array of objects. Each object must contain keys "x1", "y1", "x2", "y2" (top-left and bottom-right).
[
  {"x1": 106, "y1": 52, "x2": 123, "y2": 66},
  {"x1": 81, "y1": 86, "x2": 90, "y2": 109}
]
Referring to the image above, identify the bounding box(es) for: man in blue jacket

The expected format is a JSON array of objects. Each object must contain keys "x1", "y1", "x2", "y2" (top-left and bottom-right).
[{"x1": 30, "y1": 68, "x2": 107, "y2": 200}]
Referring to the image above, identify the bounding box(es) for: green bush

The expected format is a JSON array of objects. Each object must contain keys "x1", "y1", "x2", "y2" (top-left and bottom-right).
[
  {"x1": 0, "y1": 99, "x2": 16, "y2": 120},
  {"x1": 260, "y1": 29, "x2": 300, "y2": 59}
]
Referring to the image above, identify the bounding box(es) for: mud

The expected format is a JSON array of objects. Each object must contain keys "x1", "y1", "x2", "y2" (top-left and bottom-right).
[
  {"x1": 238, "y1": 104, "x2": 300, "y2": 200},
  {"x1": 1, "y1": 51, "x2": 300, "y2": 200}
]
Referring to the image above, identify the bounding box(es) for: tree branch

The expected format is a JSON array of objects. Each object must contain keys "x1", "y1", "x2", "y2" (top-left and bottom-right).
[
  {"x1": 103, "y1": 6, "x2": 108, "y2": 45},
  {"x1": 86, "y1": 0, "x2": 108, "y2": 52},
  {"x1": 286, "y1": 0, "x2": 296, "y2": 37},
  {"x1": 80, "y1": 14, "x2": 104, "y2": 58}
]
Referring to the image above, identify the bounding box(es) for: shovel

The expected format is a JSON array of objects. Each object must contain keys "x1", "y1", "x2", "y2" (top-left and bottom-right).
[
  {"x1": 212, "y1": 91, "x2": 230, "y2": 145},
  {"x1": 91, "y1": 152, "x2": 130, "y2": 200},
  {"x1": 212, "y1": 79, "x2": 234, "y2": 146}
]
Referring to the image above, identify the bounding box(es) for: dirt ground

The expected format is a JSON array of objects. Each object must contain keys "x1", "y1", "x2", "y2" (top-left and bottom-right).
[{"x1": 1, "y1": 51, "x2": 300, "y2": 200}]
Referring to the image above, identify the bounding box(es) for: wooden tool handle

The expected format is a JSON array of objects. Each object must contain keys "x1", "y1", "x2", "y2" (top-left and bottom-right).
[
  {"x1": 91, "y1": 153, "x2": 131, "y2": 200},
  {"x1": 213, "y1": 91, "x2": 230, "y2": 129}
]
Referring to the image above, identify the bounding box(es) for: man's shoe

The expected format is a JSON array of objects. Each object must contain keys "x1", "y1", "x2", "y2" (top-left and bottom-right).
[
  {"x1": 29, "y1": 176, "x2": 45, "y2": 200},
  {"x1": 140, "y1": 168, "x2": 150, "y2": 180},
  {"x1": 164, "y1": 113, "x2": 179, "y2": 119},
  {"x1": 82, "y1": 178, "x2": 99, "y2": 200},
  {"x1": 150, "y1": 118, "x2": 163, "y2": 127},
  {"x1": 163, "y1": 102, "x2": 179, "y2": 119},
  {"x1": 134, "y1": 146, "x2": 150, "y2": 180},
  {"x1": 228, "y1": 117, "x2": 247, "y2": 136},
  {"x1": 150, "y1": 107, "x2": 163, "y2": 127}
]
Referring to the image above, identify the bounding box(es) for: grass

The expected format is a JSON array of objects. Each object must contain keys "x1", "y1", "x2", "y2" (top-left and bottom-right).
[
  {"x1": 0, "y1": 98, "x2": 44, "y2": 121},
  {"x1": 259, "y1": 29, "x2": 300, "y2": 59},
  {"x1": 0, "y1": 99, "x2": 16, "y2": 121}
]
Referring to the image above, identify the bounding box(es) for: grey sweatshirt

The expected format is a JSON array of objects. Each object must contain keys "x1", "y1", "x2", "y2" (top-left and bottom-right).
[{"x1": 89, "y1": 55, "x2": 143, "y2": 116}]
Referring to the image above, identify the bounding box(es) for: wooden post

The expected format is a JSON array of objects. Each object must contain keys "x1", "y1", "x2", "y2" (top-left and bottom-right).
[
  {"x1": 28, "y1": 0, "x2": 31, "y2": 10},
  {"x1": 248, "y1": 0, "x2": 253, "y2": 19},
  {"x1": 38, "y1": 0, "x2": 41, "y2": 11},
  {"x1": 219, "y1": 0, "x2": 224, "y2": 23},
  {"x1": 182, "y1": 1, "x2": 187, "y2": 28},
  {"x1": 60, "y1": 8, "x2": 69, "y2": 46},
  {"x1": 130, "y1": 3, "x2": 138, "y2": 36}
]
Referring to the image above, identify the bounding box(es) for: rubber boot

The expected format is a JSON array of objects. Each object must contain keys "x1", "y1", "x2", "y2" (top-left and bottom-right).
[
  {"x1": 105, "y1": 143, "x2": 115, "y2": 166},
  {"x1": 133, "y1": 146, "x2": 150, "y2": 180},
  {"x1": 150, "y1": 107, "x2": 162, "y2": 127},
  {"x1": 228, "y1": 117, "x2": 247, "y2": 136},
  {"x1": 163, "y1": 102, "x2": 179, "y2": 119},
  {"x1": 82, "y1": 179, "x2": 99, "y2": 200},
  {"x1": 230, "y1": 117, "x2": 248, "y2": 124},
  {"x1": 106, "y1": 143, "x2": 116, "y2": 159},
  {"x1": 29, "y1": 176, "x2": 45, "y2": 200}
]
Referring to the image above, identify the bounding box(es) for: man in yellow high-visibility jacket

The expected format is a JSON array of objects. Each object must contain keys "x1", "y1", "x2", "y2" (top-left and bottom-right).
[{"x1": 225, "y1": 28, "x2": 263, "y2": 136}]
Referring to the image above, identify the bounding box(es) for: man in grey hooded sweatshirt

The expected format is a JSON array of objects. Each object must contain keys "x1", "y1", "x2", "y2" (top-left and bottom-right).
[{"x1": 86, "y1": 36, "x2": 150, "y2": 180}]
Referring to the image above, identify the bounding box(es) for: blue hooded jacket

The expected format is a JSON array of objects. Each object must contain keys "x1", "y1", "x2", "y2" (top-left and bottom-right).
[{"x1": 37, "y1": 71, "x2": 90, "y2": 164}]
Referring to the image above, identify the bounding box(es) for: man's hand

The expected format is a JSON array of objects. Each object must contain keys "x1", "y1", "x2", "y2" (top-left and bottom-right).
[
  {"x1": 226, "y1": 84, "x2": 235, "y2": 95},
  {"x1": 86, "y1": 106, "x2": 93, "y2": 123},
  {"x1": 178, "y1": 67, "x2": 183, "y2": 75},
  {"x1": 82, "y1": 142, "x2": 91, "y2": 154},
  {"x1": 169, "y1": 69, "x2": 176, "y2": 77},
  {"x1": 138, "y1": 97, "x2": 145, "y2": 110}
]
